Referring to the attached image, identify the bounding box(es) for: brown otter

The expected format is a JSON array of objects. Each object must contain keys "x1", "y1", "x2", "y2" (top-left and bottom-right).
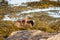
[
  {"x1": 14, "y1": 15, "x2": 34, "y2": 28},
  {"x1": 27, "y1": 20, "x2": 34, "y2": 26}
]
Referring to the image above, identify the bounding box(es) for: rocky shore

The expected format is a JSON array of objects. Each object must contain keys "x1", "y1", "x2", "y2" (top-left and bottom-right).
[{"x1": 6, "y1": 30, "x2": 60, "y2": 40}]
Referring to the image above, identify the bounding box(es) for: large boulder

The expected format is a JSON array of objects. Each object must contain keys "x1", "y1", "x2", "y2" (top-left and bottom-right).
[
  {"x1": 6, "y1": 30, "x2": 60, "y2": 40},
  {"x1": 47, "y1": 33, "x2": 60, "y2": 40}
]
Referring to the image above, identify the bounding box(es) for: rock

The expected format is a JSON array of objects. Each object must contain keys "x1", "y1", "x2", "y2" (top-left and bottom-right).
[
  {"x1": 47, "y1": 33, "x2": 60, "y2": 40},
  {"x1": 6, "y1": 30, "x2": 42, "y2": 40},
  {"x1": 6, "y1": 30, "x2": 60, "y2": 40}
]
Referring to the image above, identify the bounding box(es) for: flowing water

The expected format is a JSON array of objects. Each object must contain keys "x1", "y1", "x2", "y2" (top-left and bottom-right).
[
  {"x1": 3, "y1": 7, "x2": 60, "y2": 21},
  {"x1": 2, "y1": 0, "x2": 60, "y2": 21}
]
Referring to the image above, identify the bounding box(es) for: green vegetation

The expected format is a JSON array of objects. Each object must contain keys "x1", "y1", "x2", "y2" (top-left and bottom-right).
[
  {"x1": 0, "y1": 13, "x2": 60, "y2": 40},
  {"x1": 26, "y1": 1, "x2": 60, "y2": 8},
  {"x1": 0, "y1": 21, "x2": 20, "y2": 39},
  {"x1": 0, "y1": 0, "x2": 60, "y2": 40},
  {"x1": 0, "y1": 1, "x2": 60, "y2": 15}
]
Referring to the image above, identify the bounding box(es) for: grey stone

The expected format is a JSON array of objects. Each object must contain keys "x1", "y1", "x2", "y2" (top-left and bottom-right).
[{"x1": 6, "y1": 30, "x2": 60, "y2": 40}]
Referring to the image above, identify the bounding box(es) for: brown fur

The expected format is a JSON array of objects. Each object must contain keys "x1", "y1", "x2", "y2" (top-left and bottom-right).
[{"x1": 14, "y1": 19, "x2": 34, "y2": 28}]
